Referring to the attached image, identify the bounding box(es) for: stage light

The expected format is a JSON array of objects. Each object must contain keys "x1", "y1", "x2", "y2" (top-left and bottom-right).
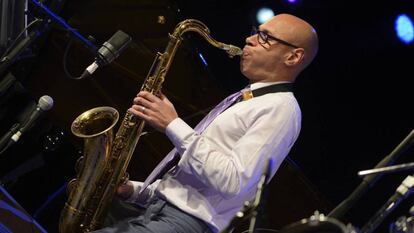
[
  {"x1": 395, "y1": 14, "x2": 414, "y2": 44},
  {"x1": 256, "y1": 7, "x2": 274, "y2": 24},
  {"x1": 285, "y1": 0, "x2": 301, "y2": 5}
]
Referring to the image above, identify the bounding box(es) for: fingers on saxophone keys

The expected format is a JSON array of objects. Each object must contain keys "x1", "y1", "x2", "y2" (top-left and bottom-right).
[
  {"x1": 134, "y1": 96, "x2": 153, "y2": 108},
  {"x1": 133, "y1": 96, "x2": 141, "y2": 104},
  {"x1": 137, "y1": 91, "x2": 150, "y2": 97},
  {"x1": 131, "y1": 105, "x2": 145, "y2": 114},
  {"x1": 138, "y1": 91, "x2": 160, "y2": 103},
  {"x1": 129, "y1": 106, "x2": 151, "y2": 121}
]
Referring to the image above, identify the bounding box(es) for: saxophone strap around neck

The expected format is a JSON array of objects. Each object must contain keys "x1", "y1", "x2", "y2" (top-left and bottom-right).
[
  {"x1": 242, "y1": 83, "x2": 293, "y2": 100},
  {"x1": 252, "y1": 82, "x2": 293, "y2": 97}
]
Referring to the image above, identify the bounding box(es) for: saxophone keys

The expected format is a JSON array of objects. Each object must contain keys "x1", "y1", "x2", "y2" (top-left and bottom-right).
[{"x1": 67, "y1": 179, "x2": 78, "y2": 195}]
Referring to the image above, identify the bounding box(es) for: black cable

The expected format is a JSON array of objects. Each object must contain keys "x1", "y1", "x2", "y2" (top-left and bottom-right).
[{"x1": 62, "y1": 37, "x2": 84, "y2": 80}]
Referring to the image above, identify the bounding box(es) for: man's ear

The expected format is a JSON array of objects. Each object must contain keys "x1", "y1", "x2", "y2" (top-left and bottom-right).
[{"x1": 285, "y1": 48, "x2": 305, "y2": 66}]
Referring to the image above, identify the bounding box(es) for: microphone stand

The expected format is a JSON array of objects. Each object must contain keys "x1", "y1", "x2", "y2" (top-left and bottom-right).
[
  {"x1": 220, "y1": 201, "x2": 255, "y2": 233},
  {"x1": 0, "y1": 30, "x2": 40, "y2": 76},
  {"x1": 248, "y1": 158, "x2": 271, "y2": 233},
  {"x1": 220, "y1": 158, "x2": 271, "y2": 233},
  {"x1": 328, "y1": 129, "x2": 414, "y2": 220},
  {"x1": 360, "y1": 175, "x2": 414, "y2": 233},
  {"x1": 0, "y1": 123, "x2": 20, "y2": 155}
]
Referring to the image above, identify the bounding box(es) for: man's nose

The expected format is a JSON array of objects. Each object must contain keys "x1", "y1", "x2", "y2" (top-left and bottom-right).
[{"x1": 245, "y1": 34, "x2": 256, "y2": 46}]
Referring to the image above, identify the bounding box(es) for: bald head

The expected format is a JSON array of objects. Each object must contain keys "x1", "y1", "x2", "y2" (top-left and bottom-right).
[{"x1": 266, "y1": 14, "x2": 319, "y2": 69}]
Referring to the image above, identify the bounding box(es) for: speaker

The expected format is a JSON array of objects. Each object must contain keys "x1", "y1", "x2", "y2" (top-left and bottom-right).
[{"x1": 0, "y1": 185, "x2": 48, "y2": 233}]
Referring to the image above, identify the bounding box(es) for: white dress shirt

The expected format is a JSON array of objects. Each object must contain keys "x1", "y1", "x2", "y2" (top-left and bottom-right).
[{"x1": 129, "y1": 81, "x2": 302, "y2": 232}]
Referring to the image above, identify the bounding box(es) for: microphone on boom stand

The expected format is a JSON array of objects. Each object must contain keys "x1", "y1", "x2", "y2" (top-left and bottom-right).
[{"x1": 79, "y1": 30, "x2": 131, "y2": 79}]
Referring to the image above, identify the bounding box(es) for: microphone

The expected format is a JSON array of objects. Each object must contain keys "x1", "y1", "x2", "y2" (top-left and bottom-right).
[
  {"x1": 80, "y1": 30, "x2": 132, "y2": 79},
  {"x1": 10, "y1": 95, "x2": 54, "y2": 143}
]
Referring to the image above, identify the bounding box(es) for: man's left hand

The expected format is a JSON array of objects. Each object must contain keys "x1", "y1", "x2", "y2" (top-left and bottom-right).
[{"x1": 129, "y1": 91, "x2": 178, "y2": 132}]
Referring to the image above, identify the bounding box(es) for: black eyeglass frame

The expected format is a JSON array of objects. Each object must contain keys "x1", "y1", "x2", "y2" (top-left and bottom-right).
[{"x1": 252, "y1": 27, "x2": 299, "y2": 49}]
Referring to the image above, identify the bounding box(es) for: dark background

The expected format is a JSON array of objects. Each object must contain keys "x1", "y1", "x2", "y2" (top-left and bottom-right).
[{"x1": 1, "y1": 0, "x2": 414, "y2": 232}]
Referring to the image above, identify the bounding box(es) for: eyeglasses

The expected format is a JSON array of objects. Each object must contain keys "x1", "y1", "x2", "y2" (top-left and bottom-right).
[{"x1": 251, "y1": 27, "x2": 299, "y2": 49}]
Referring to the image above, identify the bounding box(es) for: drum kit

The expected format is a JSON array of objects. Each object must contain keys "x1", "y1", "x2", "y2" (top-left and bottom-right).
[{"x1": 278, "y1": 129, "x2": 414, "y2": 233}]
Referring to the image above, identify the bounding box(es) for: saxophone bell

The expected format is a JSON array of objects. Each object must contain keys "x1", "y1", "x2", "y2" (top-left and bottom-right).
[{"x1": 59, "y1": 107, "x2": 119, "y2": 233}]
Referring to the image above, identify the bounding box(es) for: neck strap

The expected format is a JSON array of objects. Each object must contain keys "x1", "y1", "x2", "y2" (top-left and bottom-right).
[{"x1": 243, "y1": 83, "x2": 293, "y2": 100}]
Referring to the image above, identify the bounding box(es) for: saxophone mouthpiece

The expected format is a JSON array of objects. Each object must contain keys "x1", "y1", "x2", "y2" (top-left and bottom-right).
[{"x1": 224, "y1": 44, "x2": 243, "y2": 58}]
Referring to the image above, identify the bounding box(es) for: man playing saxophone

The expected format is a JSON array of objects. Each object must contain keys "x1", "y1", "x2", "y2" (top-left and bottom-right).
[{"x1": 92, "y1": 13, "x2": 319, "y2": 233}]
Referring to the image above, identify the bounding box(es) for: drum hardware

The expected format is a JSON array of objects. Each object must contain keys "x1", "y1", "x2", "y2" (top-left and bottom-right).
[
  {"x1": 280, "y1": 210, "x2": 358, "y2": 233},
  {"x1": 328, "y1": 129, "x2": 414, "y2": 220},
  {"x1": 360, "y1": 175, "x2": 414, "y2": 233},
  {"x1": 389, "y1": 216, "x2": 414, "y2": 233}
]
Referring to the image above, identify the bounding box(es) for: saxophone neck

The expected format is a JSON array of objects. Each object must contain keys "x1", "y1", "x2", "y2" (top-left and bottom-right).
[{"x1": 172, "y1": 19, "x2": 243, "y2": 58}]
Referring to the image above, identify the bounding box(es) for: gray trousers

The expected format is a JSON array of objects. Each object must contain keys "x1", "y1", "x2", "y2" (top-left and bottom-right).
[{"x1": 91, "y1": 197, "x2": 213, "y2": 233}]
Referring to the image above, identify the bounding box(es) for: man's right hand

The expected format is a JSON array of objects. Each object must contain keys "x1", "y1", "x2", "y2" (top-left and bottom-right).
[{"x1": 117, "y1": 181, "x2": 134, "y2": 200}]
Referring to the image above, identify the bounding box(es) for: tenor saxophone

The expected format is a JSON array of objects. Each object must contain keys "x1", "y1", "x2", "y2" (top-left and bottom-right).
[{"x1": 59, "y1": 19, "x2": 242, "y2": 233}]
